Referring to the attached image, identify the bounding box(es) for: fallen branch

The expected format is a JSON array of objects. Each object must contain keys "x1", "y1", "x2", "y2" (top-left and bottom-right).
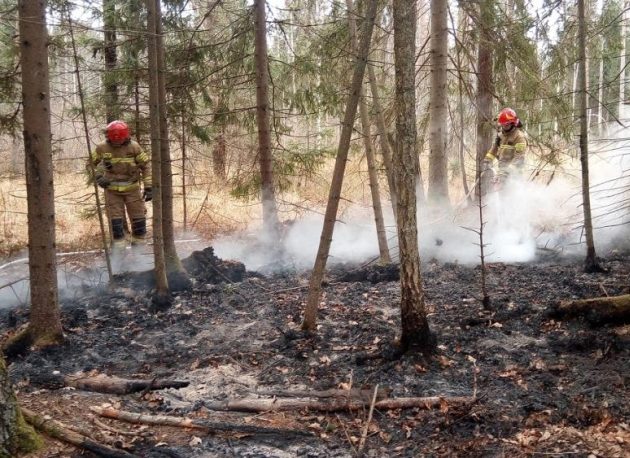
[
  {"x1": 63, "y1": 373, "x2": 189, "y2": 394},
  {"x1": 256, "y1": 387, "x2": 391, "y2": 401},
  {"x1": 551, "y1": 294, "x2": 630, "y2": 325},
  {"x1": 21, "y1": 407, "x2": 139, "y2": 458},
  {"x1": 202, "y1": 395, "x2": 475, "y2": 413},
  {"x1": 90, "y1": 406, "x2": 312, "y2": 437}
]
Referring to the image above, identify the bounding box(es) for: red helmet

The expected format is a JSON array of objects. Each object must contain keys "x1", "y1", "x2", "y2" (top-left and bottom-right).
[
  {"x1": 105, "y1": 120, "x2": 130, "y2": 144},
  {"x1": 497, "y1": 108, "x2": 519, "y2": 128}
]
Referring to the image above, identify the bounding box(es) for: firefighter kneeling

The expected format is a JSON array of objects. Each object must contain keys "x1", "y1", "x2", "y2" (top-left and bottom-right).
[{"x1": 89, "y1": 120, "x2": 152, "y2": 254}]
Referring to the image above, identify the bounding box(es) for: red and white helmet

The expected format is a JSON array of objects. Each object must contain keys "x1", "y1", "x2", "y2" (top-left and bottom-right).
[
  {"x1": 497, "y1": 108, "x2": 519, "y2": 128},
  {"x1": 105, "y1": 120, "x2": 130, "y2": 144}
]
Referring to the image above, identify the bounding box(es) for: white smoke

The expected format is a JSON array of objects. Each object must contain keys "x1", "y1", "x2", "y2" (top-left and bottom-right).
[{"x1": 213, "y1": 136, "x2": 630, "y2": 271}]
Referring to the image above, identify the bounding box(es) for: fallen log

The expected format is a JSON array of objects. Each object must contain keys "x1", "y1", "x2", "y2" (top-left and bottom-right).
[
  {"x1": 90, "y1": 406, "x2": 312, "y2": 437},
  {"x1": 202, "y1": 395, "x2": 475, "y2": 413},
  {"x1": 551, "y1": 294, "x2": 630, "y2": 325},
  {"x1": 21, "y1": 407, "x2": 139, "y2": 458},
  {"x1": 64, "y1": 373, "x2": 189, "y2": 394}
]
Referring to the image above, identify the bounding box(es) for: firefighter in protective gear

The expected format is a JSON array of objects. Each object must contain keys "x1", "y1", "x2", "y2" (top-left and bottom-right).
[
  {"x1": 89, "y1": 120, "x2": 152, "y2": 252},
  {"x1": 484, "y1": 107, "x2": 527, "y2": 187}
]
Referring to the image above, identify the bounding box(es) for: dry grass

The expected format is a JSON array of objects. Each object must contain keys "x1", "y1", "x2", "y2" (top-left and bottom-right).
[{"x1": 0, "y1": 155, "x2": 387, "y2": 259}]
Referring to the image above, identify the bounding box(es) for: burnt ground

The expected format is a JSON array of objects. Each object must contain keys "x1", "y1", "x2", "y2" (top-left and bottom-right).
[{"x1": 1, "y1": 246, "x2": 630, "y2": 457}]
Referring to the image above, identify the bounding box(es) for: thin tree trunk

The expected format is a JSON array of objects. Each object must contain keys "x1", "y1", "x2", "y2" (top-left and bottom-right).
[
  {"x1": 154, "y1": 0, "x2": 190, "y2": 289},
  {"x1": 393, "y1": 0, "x2": 434, "y2": 353},
  {"x1": 67, "y1": 13, "x2": 112, "y2": 282},
  {"x1": 367, "y1": 62, "x2": 398, "y2": 219},
  {"x1": 577, "y1": 0, "x2": 601, "y2": 273},
  {"x1": 456, "y1": 39, "x2": 471, "y2": 202},
  {"x1": 620, "y1": 1, "x2": 628, "y2": 116},
  {"x1": 475, "y1": 0, "x2": 495, "y2": 197},
  {"x1": 428, "y1": 0, "x2": 450, "y2": 207},
  {"x1": 346, "y1": 0, "x2": 391, "y2": 264},
  {"x1": 19, "y1": 0, "x2": 63, "y2": 347},
  {"x1": 146, "y1": 0, "x2": 171, "y2": 308},
  {"x1": 302, "y1": 0, "x2": 378, "y2": 332},
  {"x1": 103, "y1": 0, "x2": 119, "y2": 123},
  {"x1": 181, "y1": 112, "x2": 187, "y2": 232},
  {"x1": 254, "y1": 0, "x2": 280, "y2": 239}
]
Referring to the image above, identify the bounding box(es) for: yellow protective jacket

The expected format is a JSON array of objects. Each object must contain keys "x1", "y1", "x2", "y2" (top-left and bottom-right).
[
  {"x1": 485, "y1": 127, "x2": 527, "y2": 172},
  {"x1": 90, "y1": 140, "x2": 152, "y2": 192}
]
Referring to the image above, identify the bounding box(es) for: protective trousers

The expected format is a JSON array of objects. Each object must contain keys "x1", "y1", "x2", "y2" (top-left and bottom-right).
[{"x1": 104, "y1": 187, "x2": 147, "y2": 246}]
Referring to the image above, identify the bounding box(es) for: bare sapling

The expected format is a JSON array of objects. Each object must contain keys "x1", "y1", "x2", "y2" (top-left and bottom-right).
[{"x1": 66, "y1": 11, "x2": 113, "y2": 283}]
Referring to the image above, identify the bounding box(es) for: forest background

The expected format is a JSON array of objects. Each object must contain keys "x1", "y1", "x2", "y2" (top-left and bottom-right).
[{"x1": 1, "y1": 0, "x2": 629, "y2": 280}]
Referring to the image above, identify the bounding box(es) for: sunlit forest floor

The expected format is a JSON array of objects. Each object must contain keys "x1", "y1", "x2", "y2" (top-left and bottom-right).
[{"x1": 2, "y1": 244, "x2": 629, "y2": 457}]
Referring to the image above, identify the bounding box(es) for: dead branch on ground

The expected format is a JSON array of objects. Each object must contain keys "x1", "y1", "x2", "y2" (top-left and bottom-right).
[
  {"x1": 90, "y1": 406, "x2": 313, "y2": 437},
  {"x1": 21, "y1": 407, "x2": 139, "y2": 458}
]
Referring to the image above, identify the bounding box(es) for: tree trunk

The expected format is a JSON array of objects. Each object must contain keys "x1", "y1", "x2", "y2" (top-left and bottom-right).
[
  {"x1": 367, "y1": 63, "x2": 398, "y2": 220},
  {"x1": 620, "y1": 0, "x2": 628, "y2": 116},
  {"x1": 181, "y1": 112, "x2": 188, "y2": 232},
  {"x1": 19, "y1": 0, "x2": 64, "y2": 347},
  {"x1": 154, "y1": 0, "x2": 191, "y2": 290},
  {"x1": 427, "y1": 0, "x2": 450, "y2": 207},
  {"x1": 0, "y1": 355, "x2": 41, "y2": 456},
  {"x1": 475, "y1": 0, "x2": 495, "y2": 197},
  {"x1": 577, "y1": 0, "x2": 602, "y2": 273},
  {"x1": 146, "y1": 0, "x2": 171, "y2": 309},
  {"x1": 302, "y1": 0, "x2": 378, "y2": 332},
  {"x1": 456, "y1": 24, "x2": 471, "y2": 203},
  {"x1": 254, "y1": 0, "x2": 280, "y2": 239},
  {"x1": 103, "y1": 0, "x2": 119, "y2": 123},
  {"x1": 212, "y1": 127, "x2": 227, "y2": 181},
  {"x1": 346, "y1": 0, "x2": 391, "y2": 264},
  {"x1": 66, "y1": 11, "x2": 113, "y2": 283},
  {"x1": 392, "y1": 0, "x2": 434, "y2": 353}
]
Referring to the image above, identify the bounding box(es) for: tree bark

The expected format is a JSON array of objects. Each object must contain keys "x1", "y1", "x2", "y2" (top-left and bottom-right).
[
  {"x1": 103, "y1": 0, "x2": 119, "y2": 123},
  {"x1": 428, "y1": 0, "x2": 450, "y2": 207},
  {"x1": 0, "y1": 356, "x2": 41, "y2": 456},
  {"x1": 392, "y1": 0, "x2": 434, "y2": 353},
  {"x1": 301, "y1": 0, "x2": 378, "y2": 332},
  {"x1": 346, "y1": 0, "x2": 391, "y2": 264},
  {"x1": 146, "y1": 0, "x2": 171, "y2": 309},
  {"x1": 155, "y1": 0, "x2": 191, "y2": 290},
  {"x1": 475, "y1": 0, "x2": 495, "y2": 197},
  {"x1": 19, "y1": 0, "x2": 64, "y2": 347},
  {"x1": 254, "y1": 0, "x2": 280, "y2": 239},
  {"x1": 577, "y1": 0, "x2": 602, "y2": 273},
  {"x1": 367, "y1": 63, "x2": 398, "y2": 219}
]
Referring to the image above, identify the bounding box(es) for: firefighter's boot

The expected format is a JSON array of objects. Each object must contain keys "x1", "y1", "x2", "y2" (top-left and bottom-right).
[
  {"x1": 110, "y1": 218, "x2": 127, "y2": 257},
  {"x1": 131, "y1": 217, "x2": 148, "y2": 253}
]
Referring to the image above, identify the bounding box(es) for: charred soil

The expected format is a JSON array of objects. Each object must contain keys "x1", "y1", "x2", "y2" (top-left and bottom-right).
[{"x1": 1, "y1": 247, "x2": 629, "y2": 457}]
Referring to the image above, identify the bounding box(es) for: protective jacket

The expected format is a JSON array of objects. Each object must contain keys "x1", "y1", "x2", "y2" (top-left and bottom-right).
[
  {"x1": 90, "y1": 140, "x2": 151, "y2": 192},
  {"x1": 485, "y1": 127, "x2": 527, "y2": 175}
]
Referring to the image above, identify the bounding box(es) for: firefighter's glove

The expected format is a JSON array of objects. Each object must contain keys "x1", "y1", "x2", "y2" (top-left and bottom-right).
[
  {"x1": 103, "y1": 159, "x2": 113, "y2": 170},
  {"x1": 95, "y1": 175, "x2": 110, "y2": 189},
  {"x1": 143, "y1": 187, "x2": 153, "y2": 202},
  {"x1": 494, "y1": 136, "x2": 501, "y2": 148}
]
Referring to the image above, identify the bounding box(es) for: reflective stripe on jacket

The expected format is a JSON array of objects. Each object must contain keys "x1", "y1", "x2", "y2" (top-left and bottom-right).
[{"x1": 90, "y1": 140, "x2": 152, "y2": 188}]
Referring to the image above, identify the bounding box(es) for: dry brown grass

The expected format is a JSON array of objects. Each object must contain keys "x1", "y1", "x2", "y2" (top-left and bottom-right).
[{"x1": 0, "y1": 155, "x2": 385, "y2": 259}]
